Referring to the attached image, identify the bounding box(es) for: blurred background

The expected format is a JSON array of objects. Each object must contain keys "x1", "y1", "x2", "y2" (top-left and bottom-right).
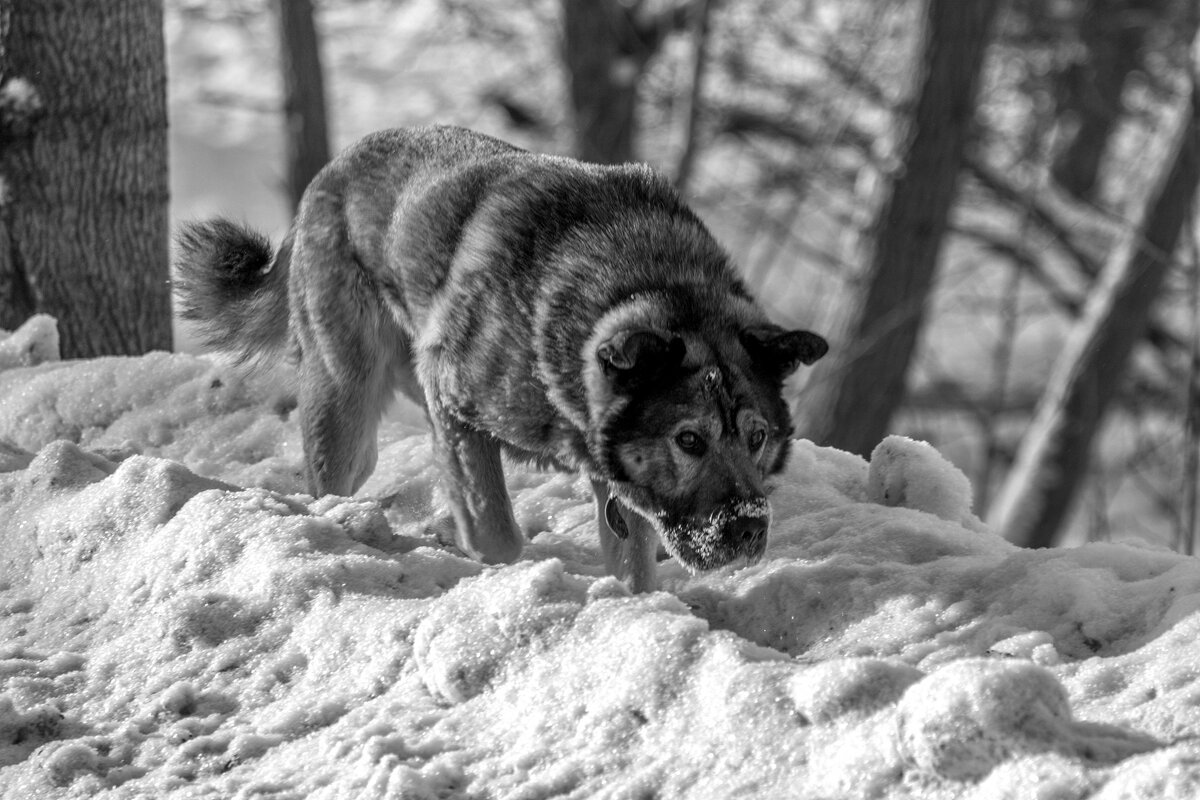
[{"x1": 4, "y1": 0, "x2": 1199, "y2": 551}]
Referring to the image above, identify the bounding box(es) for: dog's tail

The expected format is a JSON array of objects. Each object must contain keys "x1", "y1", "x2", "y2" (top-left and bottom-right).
[{"x1": 173, "y1": 218, "x2": 292, "y2": 364}]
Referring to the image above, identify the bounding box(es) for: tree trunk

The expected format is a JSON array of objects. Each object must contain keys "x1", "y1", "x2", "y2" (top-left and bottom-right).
[
  {"x1": 799, "y1": 0, "x2": 1000, "y2": 457},
  {"x1": 673, "y1": 0, "x2": 715, "y2": 193},
  {"x1": 1050, "y1": 0, "x2": 1153, "y2": 201},
  {"x1": 0, "y1": 0, "x2": 171, "y2": 357},
  {"x1": 988, "y1": 53, "x2": 1200, "y2": 547},
  {"x1": 276, "y1": 0, "x2": 330, "y2": 213},
  {"x1": 560, "y1": 0, "x2": 688, "y2": 164}
]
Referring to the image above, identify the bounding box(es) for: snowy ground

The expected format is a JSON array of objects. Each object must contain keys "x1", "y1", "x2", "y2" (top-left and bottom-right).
[{"x1": 1, "y1": 315, "x2": 1199, "y2": 799}]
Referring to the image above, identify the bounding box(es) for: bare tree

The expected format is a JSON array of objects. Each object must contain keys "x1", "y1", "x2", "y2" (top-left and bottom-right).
[
  {"x1": 560, "y1": 0, "x2": 690, "y2": 163},
  {"x1": 800, "y1": 0, "x2": 1001, "y2": 457},
  {"x1": 1050, "y1": 0, "x2": 1157, "y2": 200},
  {"x1": 988, "y1": 48, "x2": 1200, "y2": 547},
  {"x1": 0, "y1": 0, "x2": 171, "y2": 357},
  {"x1": 672, "y1": 0, "x2": 715, "y2": 193},
  {"x1": 276, "y1": 0, "x2": 330, "y2": 213}
]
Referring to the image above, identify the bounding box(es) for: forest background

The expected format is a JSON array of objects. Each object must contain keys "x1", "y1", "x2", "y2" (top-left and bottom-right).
[{"x1": 2, "y1": 0, "x2": 1198, "y2": 552}]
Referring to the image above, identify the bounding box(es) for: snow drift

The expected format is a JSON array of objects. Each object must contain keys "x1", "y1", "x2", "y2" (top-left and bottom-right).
[{"x1": 1, "y1": 315, "x2": 1199, "y2": 799}]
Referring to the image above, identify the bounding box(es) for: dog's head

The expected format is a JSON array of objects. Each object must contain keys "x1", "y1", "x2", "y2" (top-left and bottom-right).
[{"x1": 587, "y1": 322, "x2": 827, "y2": 572}]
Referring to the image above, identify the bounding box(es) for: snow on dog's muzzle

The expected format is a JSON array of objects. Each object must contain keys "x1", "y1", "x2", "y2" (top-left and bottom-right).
[{"x1": 660, "y1": 496, "x2": 772, "y2": 572}]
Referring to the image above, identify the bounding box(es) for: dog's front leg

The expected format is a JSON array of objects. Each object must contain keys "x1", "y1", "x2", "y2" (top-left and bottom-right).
[
  {"x1": 591, "y1": 480, "x2": 659, "y2": 593},
  {"x1": 427, "y1": 400, "x2": 524, "y2": 565}
]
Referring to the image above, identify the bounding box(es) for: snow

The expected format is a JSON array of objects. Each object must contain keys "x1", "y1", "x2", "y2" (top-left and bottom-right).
[
  {"x1": 0, "y1": 314, "x2": 58, "y2": 371},
  {"x1": 867, "y1": 436, "x2": 986, "y2": 533},
  {"x1": 2, "y1": 315, "x2": 1200, "y2": 799}
]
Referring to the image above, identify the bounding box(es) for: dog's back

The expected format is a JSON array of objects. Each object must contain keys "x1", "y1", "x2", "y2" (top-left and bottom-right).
[{"x1": 280, "y1": 127, "x2": 749, "y2": 464}]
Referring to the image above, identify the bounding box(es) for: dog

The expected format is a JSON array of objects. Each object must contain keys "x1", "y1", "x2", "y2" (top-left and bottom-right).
[{"x1": 174, "y1": 125, "x2": 827, "y2": 592}]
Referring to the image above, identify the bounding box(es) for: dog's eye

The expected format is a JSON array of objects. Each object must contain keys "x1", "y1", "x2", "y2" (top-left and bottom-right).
[
  {"x1": 748, "y1": 429, "x2": 767, "y2": 450},
  {"x1": 674, "y1": 430, "x2": 706, "y2": 456}
]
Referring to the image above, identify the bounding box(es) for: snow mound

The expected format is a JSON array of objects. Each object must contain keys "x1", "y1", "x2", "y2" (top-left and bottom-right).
[
  {"x1": 1, "y1": 334, "x2": 1200, "y2": 797},
  {"x1": 0, "y1": 314, "x2": 59, "y2": 369},
  {"x1": 789, "y1": 657, "x2": 923, "y2": 723},
  {"x1": 896, "y1": 658, "x2": 1157, "y2": 781}
]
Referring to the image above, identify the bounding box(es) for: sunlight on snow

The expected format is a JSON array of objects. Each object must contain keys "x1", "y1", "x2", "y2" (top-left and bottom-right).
[{"x1": 1, "y1": 316, "x2": 1199, "y2": 798}]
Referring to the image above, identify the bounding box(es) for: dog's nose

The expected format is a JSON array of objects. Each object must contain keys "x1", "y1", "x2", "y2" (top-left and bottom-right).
[{"x1": 730, "y1": 515, "x2": 767, "y2": 554}]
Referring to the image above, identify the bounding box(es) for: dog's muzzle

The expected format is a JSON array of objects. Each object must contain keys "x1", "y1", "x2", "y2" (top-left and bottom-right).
[
  {"x1": 727, "y1": 513, "x2": 767, "y2": 558},
  {"x1": 659, "y1": 496, "x2": 771, "y2": 572}
]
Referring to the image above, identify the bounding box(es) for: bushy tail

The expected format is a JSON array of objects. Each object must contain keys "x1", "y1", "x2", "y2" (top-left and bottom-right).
[{"x1": 173, "y1": 218, "x2": 292, "y2": 363}]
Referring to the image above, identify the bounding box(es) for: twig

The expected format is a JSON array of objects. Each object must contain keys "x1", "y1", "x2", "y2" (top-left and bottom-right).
[
  {"x1": 964, "y1": 159, "x2": 1195, "y2": 358},
  {"x1": 196, "y1": 89, "x2": 278, "y2": 114},
  {"x1": 963, "y1": 155, "x2": 1106, "y2": 278},
  {"x1": 950, "y1": 223, "x2": 1081, "y2": 313}
]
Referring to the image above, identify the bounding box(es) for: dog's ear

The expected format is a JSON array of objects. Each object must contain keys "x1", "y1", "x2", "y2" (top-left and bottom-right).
[
  {"x1": 741, "y1": 325, "x2": 828, "y2": 378},
  {"x1": 596, "y1": 329, "x2": 686, "y2": 388}
]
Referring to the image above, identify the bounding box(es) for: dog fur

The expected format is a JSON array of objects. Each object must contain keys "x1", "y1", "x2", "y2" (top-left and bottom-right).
[{"x1": 174, "y1": 125, "x2": 827, "y2": 592}]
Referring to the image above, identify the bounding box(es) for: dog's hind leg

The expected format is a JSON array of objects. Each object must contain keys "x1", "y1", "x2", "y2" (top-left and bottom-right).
[
  {"x1": 289, "y1": 201, "x2": 414, "y2": 497},
  {"x1": 299, "y1": 353, "x2": 393, "y2": 497},
  {"x1": 296, "y1": 301, "x2": 407, "y2": 498},
  {"x1": 426, "y1": 396, "x2": 524, "y2": 564},
  {"x1": 591, "y1": 480, "x2": 659, "y2": 593}
]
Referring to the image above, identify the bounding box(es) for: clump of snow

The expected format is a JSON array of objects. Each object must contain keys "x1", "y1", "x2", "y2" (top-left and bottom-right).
[
  {"x1": 896, "y1": 658, "x2": 1157, "y2": 781},
  {"x1": 0, "y1": 314, "x2": 59, "y2": 370},
  {"x1": 869, "y1": 434, "x2": 986, "y2": 531},
  {"x1": 0, "y1": 77, "x2": 42, "y2": 116},
  {"x1": 0, "y1": 76, "x2": 44, "y2": 147},
  {"x1": 1, "y1": 318, "x2": 1200, "y2": 797}
]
